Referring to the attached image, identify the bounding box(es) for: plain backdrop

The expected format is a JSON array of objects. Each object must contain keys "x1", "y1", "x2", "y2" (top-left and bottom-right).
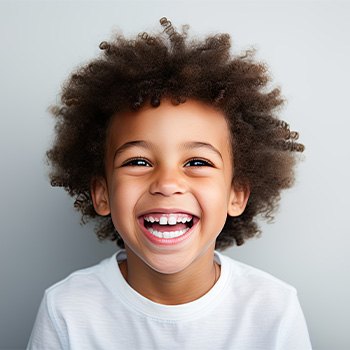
[{"x1": 1, "y1": 1, "x2": 349, "y2": 349}]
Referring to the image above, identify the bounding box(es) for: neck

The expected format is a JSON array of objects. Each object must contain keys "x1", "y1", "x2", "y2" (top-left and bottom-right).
[{"x1": 119, "y1": 246, "x2": 220, "y2": 305}]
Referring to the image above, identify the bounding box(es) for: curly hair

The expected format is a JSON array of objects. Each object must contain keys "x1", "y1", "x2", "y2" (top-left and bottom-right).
[{"x1": 46, "y1": 17, "x2": 304, "y2": 251}]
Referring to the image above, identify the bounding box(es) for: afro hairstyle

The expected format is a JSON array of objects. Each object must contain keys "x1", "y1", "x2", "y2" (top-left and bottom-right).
[{"x1": 46, "y1": 17, "x2": 304, "y2": 250}]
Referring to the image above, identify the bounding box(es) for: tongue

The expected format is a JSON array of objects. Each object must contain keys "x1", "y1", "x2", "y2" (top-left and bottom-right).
[{"x1": 150, "y1": 222, "x2": 187, "y2": 232}]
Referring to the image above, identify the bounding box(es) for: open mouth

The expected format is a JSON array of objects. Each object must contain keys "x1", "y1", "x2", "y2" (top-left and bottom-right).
[{"x1": 140, "y1": 213, "x2": 197, "y2": 240}]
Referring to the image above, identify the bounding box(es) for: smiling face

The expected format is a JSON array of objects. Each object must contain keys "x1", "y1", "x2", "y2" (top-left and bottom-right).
[{"x1": 91, "y1": 99, "x2": 249, "y2": 274}]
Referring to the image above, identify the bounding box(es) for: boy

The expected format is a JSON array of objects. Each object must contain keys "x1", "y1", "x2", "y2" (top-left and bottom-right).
[{"x1": 27, "y1": 18, "x2": 312, "y2": 349}]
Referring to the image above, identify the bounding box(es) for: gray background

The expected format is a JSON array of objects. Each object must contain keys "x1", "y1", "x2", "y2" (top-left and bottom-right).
[{"x1": 1, "y1": 0, "x2": 349, "y2": 349}]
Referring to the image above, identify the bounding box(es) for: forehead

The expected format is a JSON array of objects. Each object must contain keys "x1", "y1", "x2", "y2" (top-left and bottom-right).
[{"x1": 106, "y1": 99, "x2": 231, "y2": 152}]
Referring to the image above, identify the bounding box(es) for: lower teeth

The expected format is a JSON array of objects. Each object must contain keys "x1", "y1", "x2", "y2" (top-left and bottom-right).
[{"x1": 148, "y1": 227, "x2": 190, "y2": 239}]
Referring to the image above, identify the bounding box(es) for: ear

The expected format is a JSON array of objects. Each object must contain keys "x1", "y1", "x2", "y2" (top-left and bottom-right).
[
  {"x1": 90, "y1": 176, "x2": 111, "y2": 216},
  {"x1": 227, "y1": 184, "x2": 250, "y2": 217}
]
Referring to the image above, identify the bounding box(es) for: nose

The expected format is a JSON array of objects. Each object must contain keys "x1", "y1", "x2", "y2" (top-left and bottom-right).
[{"x1": 149, "y1": 166, "x2": 187, "y2": 197}]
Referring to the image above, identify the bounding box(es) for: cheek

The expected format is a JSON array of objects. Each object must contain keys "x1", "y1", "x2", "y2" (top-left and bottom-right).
[
  {"x1": 111, "y1": 176, "x2": 144, "y2": 203},
  {"x1": 109, "y1": 178, "x2": 145, "y2": 227},
  {"x1": 195, "y1": 180, "x2": 229, "y2": 223},
  {"x1": 196, "y1": 176, "x2": 228, "y2": 201}
]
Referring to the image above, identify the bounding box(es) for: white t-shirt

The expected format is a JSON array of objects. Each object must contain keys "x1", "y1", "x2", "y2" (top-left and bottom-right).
[{"x1": 27, "y1": 250, "x2": 312, "y2": 349}]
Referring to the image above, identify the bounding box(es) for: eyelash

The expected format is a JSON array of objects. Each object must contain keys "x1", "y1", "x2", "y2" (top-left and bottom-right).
[
  {"x1": 121, "y1": 157, "x2": 213, "y2": 167},
  {"x1": 185, "y1": 158, "x2": 214, "y2": 167},
  {"x1": 121, "y1": 157, "x2": 151, "y2": 167}
]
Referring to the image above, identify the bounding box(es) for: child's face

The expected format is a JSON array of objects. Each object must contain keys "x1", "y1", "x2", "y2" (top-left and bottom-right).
[{"x1": 92, "y1": 99, "x2": 249, "y2": 274}]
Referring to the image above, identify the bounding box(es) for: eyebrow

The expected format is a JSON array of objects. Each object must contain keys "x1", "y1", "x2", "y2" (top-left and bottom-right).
[
  {"x1": 182, "y1": 141, "x2": 223, "y2": 160},
  {"x1": 113, "y1": 140, "x2": 223, "y2": 161}
]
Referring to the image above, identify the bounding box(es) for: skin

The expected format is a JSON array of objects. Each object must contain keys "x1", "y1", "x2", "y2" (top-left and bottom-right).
[{"x1": 91, "y1": 99, "x2": 250, "y2": 305}]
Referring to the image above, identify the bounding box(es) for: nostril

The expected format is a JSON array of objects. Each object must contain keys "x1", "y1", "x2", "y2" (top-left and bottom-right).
[{"x1": 149, "y1": 177, "x2": 187, "y2": 196}]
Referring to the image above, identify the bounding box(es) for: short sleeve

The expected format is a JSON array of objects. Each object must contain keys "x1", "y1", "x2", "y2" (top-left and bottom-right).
[
  {"x1": 26, "y1": 291, "x2": 65, "y2": 350},
  {"x1": 275, "y1": 290, "x2": 312, "y2": 350}
]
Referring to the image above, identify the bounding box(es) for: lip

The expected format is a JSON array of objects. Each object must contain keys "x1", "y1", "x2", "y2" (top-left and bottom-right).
[
  {"x1": 137, "y1": 209, "x2": 199, "y2": 246},
  {"x1": 138, "y1": 208, "x2": 198, "y2": 218}
]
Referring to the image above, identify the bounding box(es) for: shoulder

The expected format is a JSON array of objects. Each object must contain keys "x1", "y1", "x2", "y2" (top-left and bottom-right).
[
  {"x1": 44, "y1": 254, "x2": 116, "y2": 313},
  {"x1": 217, "y1": 252, "x2": 298, "y2": 308},
  {"x1": 219, "y1": 251, "x2": 296, "y2": 291},
  {"x1": 215, "y1": 253, "x2": 312, "y2": 348}
]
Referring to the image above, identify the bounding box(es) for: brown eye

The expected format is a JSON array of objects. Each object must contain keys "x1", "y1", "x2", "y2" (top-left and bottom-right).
[
  {"x1": 185, "y1": 158, "x2": 213, "y2": 167},
  {"x1": 122, "y1": 158, "x2": 151, "y2": 167}
]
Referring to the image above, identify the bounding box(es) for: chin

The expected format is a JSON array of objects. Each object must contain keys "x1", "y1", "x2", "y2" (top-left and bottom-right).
[{"x1": 144, "y1": 255, "x2": 191, "y2": 275}]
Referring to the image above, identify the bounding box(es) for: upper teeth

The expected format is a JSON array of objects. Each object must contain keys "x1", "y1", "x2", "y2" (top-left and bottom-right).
[{"x1": 144, "y1": 214, "x2": 192, "y2": 225}]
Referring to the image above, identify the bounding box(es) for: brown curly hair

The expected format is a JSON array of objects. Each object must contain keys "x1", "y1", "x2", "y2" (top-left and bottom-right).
[{"x1": 46, "y1": 17, "x2": 304, "y2": 251}]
